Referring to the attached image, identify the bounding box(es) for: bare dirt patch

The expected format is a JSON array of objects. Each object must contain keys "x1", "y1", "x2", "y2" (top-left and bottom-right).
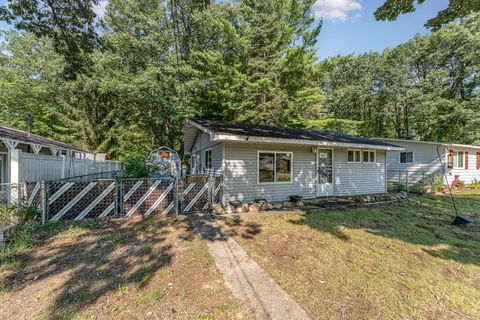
[{"x1": 0, "y1": 215, "x2": 252, "y2": 320}]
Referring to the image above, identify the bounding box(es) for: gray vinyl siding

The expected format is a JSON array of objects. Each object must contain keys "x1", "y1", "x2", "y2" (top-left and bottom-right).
[
  {"x1": 223, "y1": 142, "x2": 316, "y2": 202},
  {"x1": 223, "y1": 142, "x2": 387, "y2": 203},
  {"x1": 190, "y1": 131, "x2": 223, "y2": 175},
  {"x1": 382, "y1": 141, "x2": 445, "y2": 182},
  {"x1": 334, "y1": 149, "x2": 387, "y2": 196}
]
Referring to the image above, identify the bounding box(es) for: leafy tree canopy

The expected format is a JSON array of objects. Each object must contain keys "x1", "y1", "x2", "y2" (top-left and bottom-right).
[{"x1": 375, "y1": 0, "x2": 480, "y2": 30}]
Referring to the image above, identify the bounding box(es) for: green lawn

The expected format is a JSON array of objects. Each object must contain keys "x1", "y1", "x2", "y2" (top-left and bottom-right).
[{"x1": 218, "y1": 190, "x2": 480, "y2": 320}]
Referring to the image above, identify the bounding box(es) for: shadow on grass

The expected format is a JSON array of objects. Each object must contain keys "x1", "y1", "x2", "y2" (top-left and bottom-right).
[
  {"x1": 289, "y1": 194, "x2": 480, "y2": 266},
  {"x1": 215, "y1": 215, "x2": 263, "y2": 239},
  {"x1": 1, "y1": 214, "x2": 194, "y2": 319}
]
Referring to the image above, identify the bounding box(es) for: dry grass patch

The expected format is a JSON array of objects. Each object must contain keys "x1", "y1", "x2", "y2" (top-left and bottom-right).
[
  {"x1": 0, "y1": 215, "x2": 251, "y2": 320},
  {"x1": 217, "y1": 191, "x2": 480, "y2": 320}
]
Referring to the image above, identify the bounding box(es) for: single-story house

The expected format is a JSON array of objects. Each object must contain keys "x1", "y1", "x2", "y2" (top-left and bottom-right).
[
  {"x1": 183, "y1": 119, "x2": 404, "y2": 203},
  {"x1": 0, "y1": 125, "x2": 121, "y2": 184},
  {"x1": 373, "y1": 138, "x2": 480, "y2": 185}
]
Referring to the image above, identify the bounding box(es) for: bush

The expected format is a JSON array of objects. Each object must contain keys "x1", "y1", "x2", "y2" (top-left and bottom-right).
[
  {"x1": 434, "y1": 180, "x2": 446, "y2": 192},
  {"x1": 0, "y1": 202, "x2": 40, "y2": 227},
  {"x1": 470, "y1": 178, "x2": 480, "y2": 189},
  {"x1": 121, "y1": 153, "x2": 150, "y2": 178}
]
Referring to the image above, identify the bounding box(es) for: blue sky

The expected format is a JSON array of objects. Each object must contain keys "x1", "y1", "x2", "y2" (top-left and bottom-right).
[
  {"x1": 314, "y1": 0, "x2": 449, "y2": 59},
  {"x1": 0, "y1": 0, "x2": 449, "y2": 60}
]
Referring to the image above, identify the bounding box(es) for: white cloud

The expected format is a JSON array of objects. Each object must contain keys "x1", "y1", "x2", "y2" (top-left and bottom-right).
[
  {"x1": 93, "y1": 0, "x2": 108, "y2": 19},
  {"x1": 313, "y1": 0, "x2": 362, "y2": 21}
]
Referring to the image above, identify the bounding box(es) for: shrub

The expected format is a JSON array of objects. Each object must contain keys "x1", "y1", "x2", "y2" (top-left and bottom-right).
[
  {"x1": 121, "y1": 153, "x2": 150, "y2": 178},
  {"x1": 434, "y1": 180, "x2": 446, "y2": 192},
  {"x1": 470, "y1": 178, "x2": 480, "y2": 189},
  {"x1": 0, "y1": 202, "x2": 40, "y2": 227}
]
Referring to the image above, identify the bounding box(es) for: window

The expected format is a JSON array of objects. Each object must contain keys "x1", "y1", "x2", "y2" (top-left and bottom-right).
[
  {"x1": 454, "y1": 151, "x2": 465, "y2": 169},
  {"x1": 347, "y1": 149, "x2": 361, "y2": 163},
  {"x1": 205, "y1": 149, "x2": 212, "y2": 169},
  {"x1": 400, "y1": 152, "x2": 413, "y2": 164},
  {"x1": 363, "y1": 150, "x2": 376, "y2": 163},
  {"x1": 258, "y1": 152, "x2": 292, "y2": 183}
]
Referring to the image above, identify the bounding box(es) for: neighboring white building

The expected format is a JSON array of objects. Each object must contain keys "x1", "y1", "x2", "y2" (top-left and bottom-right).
[
  {"x1": 373, "y1": 138, "x2": 480, "y2": 185},
  {"x1": 183, "y1": 119, "x2": 404, "y2": 203},
  {"x1": 0, "y1": 125, "x2": 122, "y2": 183}
]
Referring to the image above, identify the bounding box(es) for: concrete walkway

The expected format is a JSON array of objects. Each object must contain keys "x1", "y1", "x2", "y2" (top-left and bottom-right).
[{"x1": 189, "y1": 213, "x2": 310, "y2": 320}]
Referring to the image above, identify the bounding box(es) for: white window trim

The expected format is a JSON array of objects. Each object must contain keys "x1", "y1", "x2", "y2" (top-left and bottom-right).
[
  {"x1": 204, "y1": 148, "x2": 212, "y2": 170},
  {"x1": 453, "y1": 151, "x2": 465, "y2": 169},
  {"x1": 362, "y1": 150, "x2": 377, "y2": 163},
  {"x1": 399, "y1": 151, "x2": 414, "y2": 164},
  {"x1": 347, "y1": 149, "x2": 362, "y2": 163},
  {"x1": 257, "y1": 150, "x2": 293, "y2": 184}
]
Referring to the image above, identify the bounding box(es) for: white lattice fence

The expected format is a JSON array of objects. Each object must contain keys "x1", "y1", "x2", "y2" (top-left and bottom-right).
[
  {"x1": 121, "y1": 179, "x2": 176, "y2": 217},
  {"x1": 46, "y1": 180, "x2": 117, "y2": 222},
  {"x1": 33, "y1": 175, "x2": 221, "y2": 223},
  {"x1": 181, "y1": 176, "x2": 222, "y2": 213}
]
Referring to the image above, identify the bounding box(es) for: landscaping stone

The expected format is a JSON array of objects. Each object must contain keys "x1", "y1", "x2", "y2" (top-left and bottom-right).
[
  {"x1": 229, "y1": 200, "x2": 242, "y2": 208},
  {"x1": 295, "y1": 201, "x2": 305, "y2": 207},
  {"x1": 225, "y1": 205, "x2": 235, "y2": 214},
  {"x1": 241, "y1": 203, "x2": 249, "y2": 213},
  {"x1": 259, "y1": 202, "x2": 270, "y2": 211},
  {"x1": 273, "y1": 203, "x2": 283, "y2": 210},
  {"x1": 283, "y1": 201, "x2": 294, "y2": 208},
  {"x1": 267, "y1": 203, "x2": 274, "y2": 210},
  {"x1": 235, "y1": 207, "x2": 243, "y2": 213},
  {"x1": 248, "y1": 203, "x2": 261, "y2": 212},
  {"x1": 211, "y1": 203, "x2": 225, "y2": 215}
]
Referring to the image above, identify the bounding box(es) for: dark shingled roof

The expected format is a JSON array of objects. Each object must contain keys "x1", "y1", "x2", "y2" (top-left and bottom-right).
[
  {"x1": 189, "y1": 118, "x2": 400, "y2": 148},
  {"x1": 0, "y1": 125, "x2": 85, "y2": 151}
]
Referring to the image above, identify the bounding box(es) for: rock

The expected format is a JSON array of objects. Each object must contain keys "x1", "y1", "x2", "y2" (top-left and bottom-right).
[
  {"x1": 224, "y1": 205, "x2": 235, "y2": 214},
  {"x1": 259, "y1": 202, "x2": 270, "y2": 211},
  {"x1": 248, "y1": 203, "x2": 260, "y2": 212},
  {"x1": 295, "y1": 201, "x2": 305, "y2": 207},
  {"x1": 211, "y1": 203, "x2": 225, "y2": 215},
  {"x1": 241, "y1": 203, "x2": 249, "y2": 213},
  {"x1": 283, "y1": 201, "x2": 294, "y2": 208},
  {"x1": 235, "y1": 207, "x2": 243, "y2": 213},
  {"x1": 267, "y1": 203, "x2": 274, "y2": 210},
  {"x1": 229, "y1": 200, "x2": 242, "y2": 208},
  {"x1": 364, "y1": 196, "x2": 372, "y2": 202}
]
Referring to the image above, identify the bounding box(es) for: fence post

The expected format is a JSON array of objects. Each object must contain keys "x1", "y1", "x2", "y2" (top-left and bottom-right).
[
  {"x1": 40, "y1": 180, "x2": 48, "y2": 225},
  {"x1": 115, "y1": 180, "x2": 120, "y2": 216},
  {"x1": 174, "y1": 177, "x2": 180, "y2": 215},
  {"x1": 422, "y1": 171, "x2": 425, "y2": 191},
  {"x1": 406, "y1": 170, "x2": 409, "y2": 193},
  {"x1": 398, "y1": 170, "x2": 401, "y2": 192}
]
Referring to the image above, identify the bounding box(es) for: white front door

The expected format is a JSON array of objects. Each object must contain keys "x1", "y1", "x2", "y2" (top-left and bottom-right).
[{"x1": 316, "y1": 148, "x2": 334, "y2": 197}]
